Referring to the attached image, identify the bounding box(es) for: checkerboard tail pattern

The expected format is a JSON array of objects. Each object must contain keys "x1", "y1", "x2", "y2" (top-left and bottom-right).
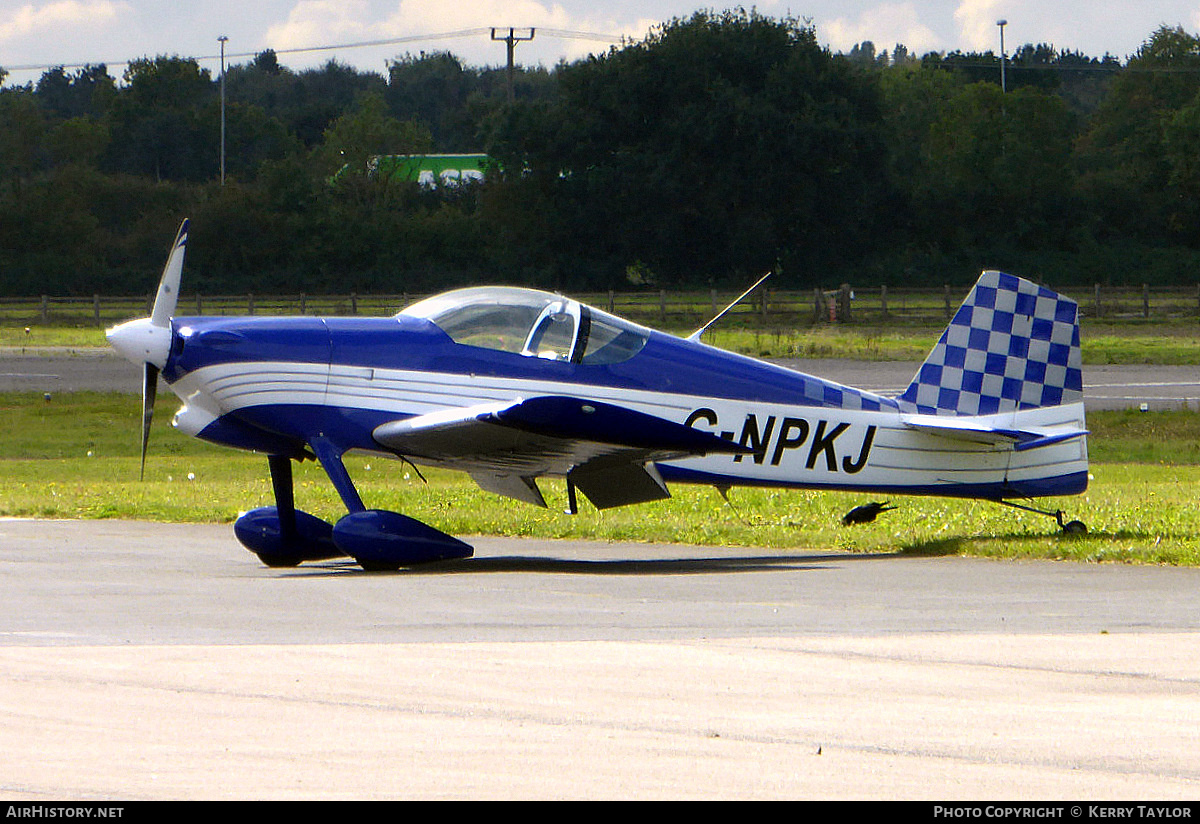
[{"x1": 898, "y1": 271, "x2": 1083, "y2": 416}]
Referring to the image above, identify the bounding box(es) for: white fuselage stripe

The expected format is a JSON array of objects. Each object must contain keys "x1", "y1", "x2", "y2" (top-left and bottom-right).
[{"x1": 168, "y1": 360, "x2": 1088, "y2": 490}]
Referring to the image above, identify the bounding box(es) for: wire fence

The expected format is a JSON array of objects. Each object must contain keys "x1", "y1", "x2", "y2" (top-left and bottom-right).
[{"x1": 4, "y1": 283, "x2": 1200, "y2": 330}]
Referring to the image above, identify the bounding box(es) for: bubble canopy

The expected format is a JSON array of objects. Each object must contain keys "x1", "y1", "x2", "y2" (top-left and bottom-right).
[{"x1": 399, "y1": 287, "x2": 650, "y2": 365}]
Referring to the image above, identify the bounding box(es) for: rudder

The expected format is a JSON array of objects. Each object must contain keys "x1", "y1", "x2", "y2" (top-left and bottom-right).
[{"x1": 898, "y1": 271, "x2": 1083, "y2": 416}]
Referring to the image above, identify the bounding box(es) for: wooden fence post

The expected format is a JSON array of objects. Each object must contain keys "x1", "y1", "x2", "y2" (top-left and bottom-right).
[
  {"x1": 943, "y1": 285, "x2": 951, "y2": 319},
  {"x1": 93, "y1": 295, "x2": 100, "y2": 327},
  {"x1": 880, "y1": 284, "x2": 888, "y2": 319},
  {"x1": 1094, "y1": 284, "x2": 1101, "y2": 319},
  {"x1": 1143, "y1": 283, "x2": 1149, "y2": 319}
]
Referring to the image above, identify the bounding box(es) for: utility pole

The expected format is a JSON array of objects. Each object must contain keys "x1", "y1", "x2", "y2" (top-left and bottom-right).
[
  {"x1": 491, "y1": 27, "x2": 535, "y2": 103},
  {"x1": 218, "y1": 35, "x2": 228, "y2": 185},
  {"x1": 997, "y1": 19, "x2": 1007, "y2": 93}
]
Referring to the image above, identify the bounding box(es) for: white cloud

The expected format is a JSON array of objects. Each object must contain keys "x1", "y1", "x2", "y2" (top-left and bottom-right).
[
  {"x1": 953, "y1": 0, "x2": 1009, "y2": 51},
  {"x1": 264, "y1": 0, "x2": 375, "y2": 49},
  {"x1": 380, "y1": 0, "x2": 574, "y2": 36},
  {"x1": 818, "y1": 3, "x2": 943, "y2": 55},
  {"x1": 0, "y1": 0, "x2": 131, "y2": 42},
  {"x1": 264, "y1": 0, "x2": 656, "y2": 67},
  {"x1": 820, "y1": 2, "x2": 940, "y2": 54}
]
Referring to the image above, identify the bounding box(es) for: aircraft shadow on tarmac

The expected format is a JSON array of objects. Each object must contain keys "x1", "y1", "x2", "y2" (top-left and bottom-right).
[
  {"x1": 899, "y1": 528, "x2": 1146, "y2": 558},
  {"x1": 272, "y1": 551, "x2": 901, "y2": 577}
]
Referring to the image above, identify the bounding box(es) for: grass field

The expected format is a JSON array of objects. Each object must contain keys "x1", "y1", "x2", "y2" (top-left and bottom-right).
[
  {"x1": 5, "y1": 301, "x2": 1198, "y2": 565},
  {"x1": 1, "y1": 391, "x2": 1198, "y2": 565}
]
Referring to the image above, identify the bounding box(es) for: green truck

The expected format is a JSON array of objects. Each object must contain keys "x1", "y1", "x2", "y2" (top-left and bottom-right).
[{"x1": 368, "y1": 153, "x2": 493, "y2": 188}]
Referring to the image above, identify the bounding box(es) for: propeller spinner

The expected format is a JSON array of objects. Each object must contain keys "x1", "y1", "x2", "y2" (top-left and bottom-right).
[{"x1": 106, "y1": 219, "x2": 189, "y2": 479}]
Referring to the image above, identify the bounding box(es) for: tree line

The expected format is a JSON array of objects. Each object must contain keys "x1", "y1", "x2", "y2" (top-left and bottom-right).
[{"x1": 3, "y1": 10, "x2": 1200, "y2": 298}]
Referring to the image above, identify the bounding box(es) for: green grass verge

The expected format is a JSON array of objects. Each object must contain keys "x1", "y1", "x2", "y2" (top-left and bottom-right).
[{"x1": 2, "y1": 391, "x2": 1199, "y2": 564}]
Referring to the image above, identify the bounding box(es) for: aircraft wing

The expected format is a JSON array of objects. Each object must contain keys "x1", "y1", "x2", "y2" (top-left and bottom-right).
[
  {"x1": 372, "y1": 395, "x2": 749, "y2": 509},
  {"x1": 900, "y1": 413, "x2": 1087, "y2": 452}
]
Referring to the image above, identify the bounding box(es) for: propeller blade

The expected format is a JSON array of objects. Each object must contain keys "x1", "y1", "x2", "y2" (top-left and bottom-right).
[
  {"x1": 150, "y1": 219, "x2": 189, "y2": 328},
  {"x1": 140, "y1": 362, "x2": 158, "y2": 481}
]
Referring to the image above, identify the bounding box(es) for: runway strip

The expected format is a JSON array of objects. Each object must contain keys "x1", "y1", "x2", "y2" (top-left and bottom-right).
[
  {"x1": 5, "y1": 350, "x2": 1200, "y2": 410},
  {"x1": 1, "y1": 520, "x2": 1197, "y2": 800}
]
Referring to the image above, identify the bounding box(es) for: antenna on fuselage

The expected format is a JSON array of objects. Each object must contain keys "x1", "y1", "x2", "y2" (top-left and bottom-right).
[{"x1": 686, "y1": 271, "x2": 772, "y2": 342}]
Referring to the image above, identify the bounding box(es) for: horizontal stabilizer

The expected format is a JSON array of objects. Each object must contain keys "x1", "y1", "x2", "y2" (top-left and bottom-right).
[
  {"x1": 1010, "y1": 431, "x2": 1089, "y2": 452},
  {"x1": 901, "y1": 412, "x2": 1087, "y2": 450}
]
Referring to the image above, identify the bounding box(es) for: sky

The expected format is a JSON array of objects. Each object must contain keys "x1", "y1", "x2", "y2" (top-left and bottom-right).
[{"x1": 3, "y1": 0, "x2": 1200, "y2": 86}]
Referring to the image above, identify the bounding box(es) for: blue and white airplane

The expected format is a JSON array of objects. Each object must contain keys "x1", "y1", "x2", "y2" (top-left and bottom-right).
[{"x1": 108, "y1": 220, "x2": 1089, "y2": 570}]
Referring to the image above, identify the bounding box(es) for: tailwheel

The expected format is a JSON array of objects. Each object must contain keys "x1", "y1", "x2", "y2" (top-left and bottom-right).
[
  {"x1": 998, "y1": 500, "x2": 1087, "y2": 535},
  {"x1": 1056, "y1": 512, "x2": 1088, "y2": 535}
]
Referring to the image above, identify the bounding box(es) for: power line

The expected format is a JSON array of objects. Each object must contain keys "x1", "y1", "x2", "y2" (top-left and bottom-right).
[
  {"x1": 1, "y1": 26, "x2": 625, "y2": 76},
  {"x1": 928, "y1": 59, "x2": 1200, "y2": 75},
  {"x1": 540, "y1": 29, "x2": 626, "y2": 43}
]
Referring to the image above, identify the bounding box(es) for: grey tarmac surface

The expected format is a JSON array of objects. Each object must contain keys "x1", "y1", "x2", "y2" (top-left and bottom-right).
[
  {"x1": 1, "y1": 519, "x2": 1199, "y2": 800},
  {"x1": 3, "y1": 348, "x2": 1200, "y2": 799},
  {"x1": 5, "y1": 348, "x2": 1200, "y2": 410}
]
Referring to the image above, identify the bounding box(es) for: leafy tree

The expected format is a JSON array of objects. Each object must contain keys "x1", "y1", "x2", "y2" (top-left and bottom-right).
[
  {"x1": 319, "y1": 91, "x2": 432, "y2": 179},
  {"x1": 291, "y1": 61, "x2": 387, "y2": 148},
  {"x1": 16, "y1": 16, "x2": 1200, "y2": 295},
  {"x1": 35, "y1": 65, "x2": 115, "y2": 120},
  {"x1": 847, "y1": 41, "x2": 888, "y2": 68},
  {"x1": 922, "y1": 83, "x2": 1076, "y2": 246},
  {"x1": 878, "y1": 63, "x2": 963, "y2": 200},
  {"x1": 386, "y1": 52, "x2": 475, "y2": 149},
  {"x1": 488, "y1": 9, "x2": 889, "y2": 287},
  {"x1": 46, "y1": 116, "x2": 111, "y2": 168},
  {"x1": 221, "y1": 102, "x2": 301, "y2": 181},
  {"x1": 104, "y1": 57, "x2": 217, "y2": 181},
  {"x1": 385, "y1": 52, "x2": 558, "y2": 151},
  {"x1": 1162, "y1": 92, "x2": 1200, "y2": 240},
  {"x1": 1074, "y1": 26, "x2": 1200, "y2": 239},
  {"x1": 0, "y1": 90, "x2": 47, "y2": 192}
]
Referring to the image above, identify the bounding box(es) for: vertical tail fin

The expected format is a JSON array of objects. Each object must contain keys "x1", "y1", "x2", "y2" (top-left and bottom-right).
[{"x1": 898, "y1": 271, "x2": 1083, "y2": 416}]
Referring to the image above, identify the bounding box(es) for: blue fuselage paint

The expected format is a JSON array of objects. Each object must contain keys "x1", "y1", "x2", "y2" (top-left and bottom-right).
[{"x1": 159, "y1": 313, "x2": 1088, "y2": 501}]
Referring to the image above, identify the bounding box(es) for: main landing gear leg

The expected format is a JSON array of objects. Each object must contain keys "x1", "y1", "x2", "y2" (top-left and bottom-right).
[
  {"x1": 998, "y1": 500, "x2": 1087, "y2": 535},
  {"x1": 308, "y1": 437, "x2": 472, "y2": 571},
  {"x1": 268, "y1": 454, "x2": 298, "y2": 545},
  {"x1": 309, "y1": 436, "x2": 365, "y2": 514},
  {"x1": 233, "y1": 454, "x2": 342, "y2": 567}
]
